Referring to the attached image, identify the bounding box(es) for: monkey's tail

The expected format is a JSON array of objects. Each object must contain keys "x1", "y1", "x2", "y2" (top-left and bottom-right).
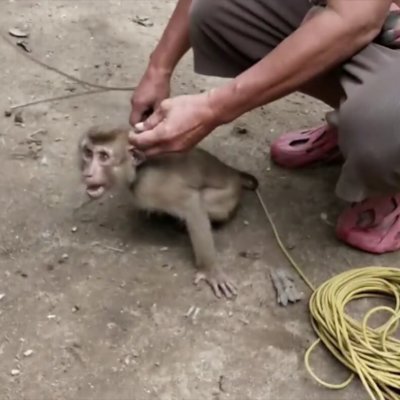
[{"x1": 239, "y1": 171, "x2": 259, "y2": 191}]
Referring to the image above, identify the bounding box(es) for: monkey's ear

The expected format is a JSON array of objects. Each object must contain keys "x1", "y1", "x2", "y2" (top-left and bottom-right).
[{"x1": 129, "y1": 146, "x2": 146, "y2": 166}]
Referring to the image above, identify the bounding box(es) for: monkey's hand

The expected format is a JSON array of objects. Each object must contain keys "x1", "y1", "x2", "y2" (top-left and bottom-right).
[{"x1": 194, "y1": 269, "x2": 237, "y2": 299}]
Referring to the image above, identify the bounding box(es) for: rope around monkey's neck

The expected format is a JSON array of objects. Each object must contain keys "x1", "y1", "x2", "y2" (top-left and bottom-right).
[{"x1": 255, "y1": 189, "x2": 400, "y2": 400}]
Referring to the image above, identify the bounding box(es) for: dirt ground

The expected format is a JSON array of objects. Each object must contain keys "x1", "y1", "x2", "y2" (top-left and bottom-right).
[{"x1": 1, "y1": 1, "x2": 398, "y2": 400}]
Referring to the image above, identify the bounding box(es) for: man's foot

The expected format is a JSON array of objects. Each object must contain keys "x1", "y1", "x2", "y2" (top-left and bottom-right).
[
  {"x1": 270, "y1": 124, "x2": 341, "y2": 168},
  {"x1": 336, "y1": 194, "x2": 400, "y2": 254}
]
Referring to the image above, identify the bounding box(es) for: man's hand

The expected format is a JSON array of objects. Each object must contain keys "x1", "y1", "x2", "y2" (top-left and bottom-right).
[
  {"x1": 129, "y1": 93, "x2": 218, "y2": 156},
  {"x1": 130, "y1": 67, "x2": 171, "y2": 126}
]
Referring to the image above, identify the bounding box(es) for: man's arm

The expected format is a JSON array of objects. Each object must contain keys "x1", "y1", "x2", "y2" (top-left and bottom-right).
[
  {"x1": 148, "y1": 0, "x2": 192, "y2": 75},
  {"x1": 130, "y1": 0, "x2": 192, "y2": 125},
  {"x1": 209, "y1": 0, "x2": 392, "y2": 124}
]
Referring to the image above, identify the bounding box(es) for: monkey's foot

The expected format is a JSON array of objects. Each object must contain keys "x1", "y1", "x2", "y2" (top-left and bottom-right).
[
  {"x1": 270, "y1": 124, "x2": 341, "y2": 168},
  {"x1": 194, "y1": 270, "x2": 237, "y2": 299}
]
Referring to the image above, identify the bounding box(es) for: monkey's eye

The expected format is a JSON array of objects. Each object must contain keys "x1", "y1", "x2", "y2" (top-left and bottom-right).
[
  {"x1": 83, "y1": 147, "x2": 93, "y2": 159},
  {"x1": 98, "y1": 151, "x2": 110, "y2": 162}
]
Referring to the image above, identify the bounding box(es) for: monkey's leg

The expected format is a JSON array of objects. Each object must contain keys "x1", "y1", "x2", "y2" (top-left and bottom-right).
[
  {"x1": 183, "y1": 194, "x2": 237, "y2": 299},
  {"x1": 202, "y1": 185, "x2": 241, "y2": 224}
]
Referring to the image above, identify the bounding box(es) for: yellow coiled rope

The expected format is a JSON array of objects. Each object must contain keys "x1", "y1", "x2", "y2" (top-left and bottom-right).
[{"x1": 256, "y1": 190, "x2": 400, "y2": 400}]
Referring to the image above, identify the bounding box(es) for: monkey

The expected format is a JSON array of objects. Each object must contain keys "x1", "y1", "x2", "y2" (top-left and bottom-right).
[{"x1": 77, "y1": 126, "x2": 258, "y2": 299}]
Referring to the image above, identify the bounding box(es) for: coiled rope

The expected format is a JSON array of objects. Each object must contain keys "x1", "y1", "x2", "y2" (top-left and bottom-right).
[{"x1": 256, "y1": 189, "x2": 400, "y2": 400}]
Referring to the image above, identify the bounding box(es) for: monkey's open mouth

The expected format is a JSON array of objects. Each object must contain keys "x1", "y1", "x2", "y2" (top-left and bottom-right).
[{"x1": 86, "y1": 184, "x2": 105, "y2": 198}]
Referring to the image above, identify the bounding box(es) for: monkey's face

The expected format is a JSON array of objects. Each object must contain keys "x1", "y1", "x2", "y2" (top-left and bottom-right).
[{"x1": 79, "y1": 140, "x2": 134, "y2": 199}]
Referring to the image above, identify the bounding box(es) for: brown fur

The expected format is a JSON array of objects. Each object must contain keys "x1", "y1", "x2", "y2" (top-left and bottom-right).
[{"x1": 78, "y1": 126, "x2": 258, "y2": 299}]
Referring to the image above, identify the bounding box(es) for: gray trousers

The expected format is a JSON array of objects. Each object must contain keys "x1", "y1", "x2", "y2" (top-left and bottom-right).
[{"x1": 189, "y1": 0, "x2": 400, "y2": 202}]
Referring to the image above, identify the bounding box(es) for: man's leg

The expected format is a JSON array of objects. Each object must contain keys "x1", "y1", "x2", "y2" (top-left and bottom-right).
[
  {"x1": 270, "y1": 28, "x2": 400, "y2": 253},
  {"x1": 189, "y1": 0, "x2": 344, "y2": 165},
  {"x1": 189, "y1": 0, "x2": 312, "y2": 78},
  {"x1": 334, "y1": 52, "x2": 400, "y2": 253},
  {"x1": 270, "y1": 5, "x2": 400, "y2": 169},
  {"x1": 189, "y1": 0, "x2": 400, "y2": 253}
]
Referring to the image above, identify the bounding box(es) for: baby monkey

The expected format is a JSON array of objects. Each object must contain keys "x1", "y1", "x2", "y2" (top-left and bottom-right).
[{"x1": 78, "y1": 126, "x2": 258, "y2": 299}]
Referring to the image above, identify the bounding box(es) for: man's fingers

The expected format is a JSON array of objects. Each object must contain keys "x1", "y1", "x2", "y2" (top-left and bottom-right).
[
  {"x1": 142, "y1": 107, "x2": 164, "y2": 131},
  {"x1": 129, "y1": 124, "x2": 164, "y2": 150},
  {"x1": 130, "y1": 103, "x2": 147, "y2": 126}
]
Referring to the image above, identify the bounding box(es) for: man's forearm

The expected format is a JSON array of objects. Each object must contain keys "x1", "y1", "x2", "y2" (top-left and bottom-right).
[
  {"x1": 209, "y1": 0, "x2": 391, "y2": 124},
  {"x1": 149, "y1": 0, "x2": 192, "y2": 74}
]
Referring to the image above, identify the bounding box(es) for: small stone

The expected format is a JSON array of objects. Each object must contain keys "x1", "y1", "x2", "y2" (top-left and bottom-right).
[
  {"x1": 160, "y1": 247, "x2": 169, "y2": 252},
  {"x1": 233, "y1": 125, "x2": 248, "y2": 135},
  {"x1": 132, "y1": 15, "x2": 154, "y2": 27},
  {"x1": 243, "y1": 220, "x2": 249, "y2": 226},
  {"x1": 131, "y1": 349, "x2": 139, "y2": 358},
  {"x1": 9, "y1": 27, "x2": 29, "y2": 38},
  {"x1": 46, "y1": 263, "x2": 55, "y2": 271},
  {"x1": 4, "y1": 109, "x2": 12, "y2": 117},
  {"x1": 40, "y1": 157, "x2": 48, "y2": 166},
  {"x1": 154, "y1": 361, "x2": 160, "y2": 367},
  {"x1": 320, "y1": 212, "x2": 328, "y2": 221},
  {"x1": 0, "y1": 293, "x2": 5, "y2": 301},
  {"x1": 42, "y1": 231, "x2": 51, "y2": 239},
  {"x1": 71, "y1": 226, "x2": 78, "y2": 233},
  {"x1": 14, "y1": 110, "x2": 23, "y2": 124},
  {"x1": 16, "y1": 270, "x2": 28, "y2": 278},
  {"x1": 16, "y1": 40, "x2": 32, "y2": 53},
  {"x1": 238, "y1": 250, "x2": 261, "y2": 260},
  {"x1": 10, "y1": 369, "x2": 20, "y2": 376},
  {"x1": 23, "y1": 349, "x2": 33, "y2": 357},
  {"x1": 72, "y1": 305, "x2": 80, "y2": 313},
  {"x1": 47, "y1": 314, "x2": 56, "y2": 319},
  {"x1": 59, "y1": 253, "x2": 69, "y2": 264}
]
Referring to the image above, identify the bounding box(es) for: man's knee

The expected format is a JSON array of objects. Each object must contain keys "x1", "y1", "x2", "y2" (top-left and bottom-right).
[
  {"x1": 188, "y1": 0, "x2": 246, "y2": 77},
  {"x1": 189, "y1": 0, "x2": 219, "y2": 34},
  {"x1": 338, "y1": 94, "x2": 400, "y2": 196}
]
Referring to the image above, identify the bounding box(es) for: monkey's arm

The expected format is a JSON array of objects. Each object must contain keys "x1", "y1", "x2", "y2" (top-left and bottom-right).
[
  {"x1": 209, "y1": 0, "x2": 392, "y2": 122},
  {"x1": 148, "y1": 0, "x2": 192, "y2": 75},
  {"x1": 183, "y1": 194, "x2": 237, "y2": 299}
]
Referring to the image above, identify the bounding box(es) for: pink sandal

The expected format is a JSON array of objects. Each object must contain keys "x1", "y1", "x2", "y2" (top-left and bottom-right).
[
  {"x1": 336, "y1": 194, "x2": 400, "y2": 254},
  {"x1": 270, "y1": 124, "x2": 341, "y2": 168}
]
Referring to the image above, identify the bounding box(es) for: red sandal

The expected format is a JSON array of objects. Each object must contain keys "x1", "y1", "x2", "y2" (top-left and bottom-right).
[
  {"x1": 270, "y1": 124, "x2": 341, "y2": 168},
  {"x1": 336, "y1": 194, "x2": 400, "y2": 254}
]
